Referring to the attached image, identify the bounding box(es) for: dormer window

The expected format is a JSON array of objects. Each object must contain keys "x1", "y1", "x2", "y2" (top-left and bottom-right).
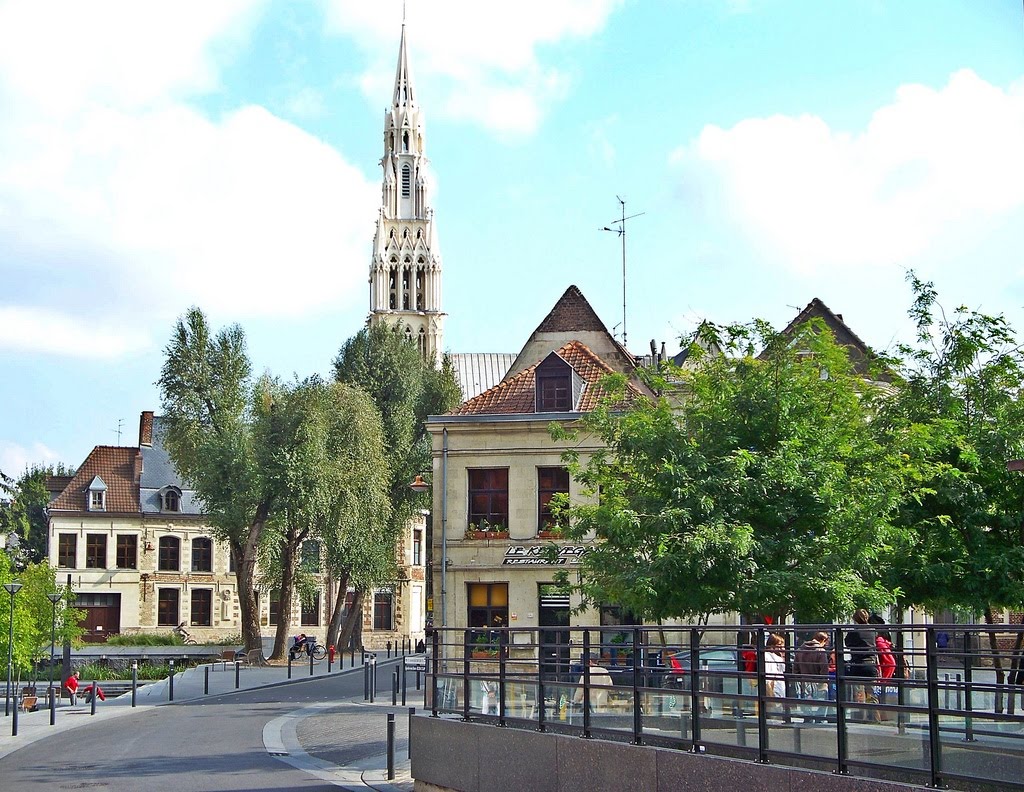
[
  {"x1": 160, "y1": 487, "x2": 182, "y2": 513},
  {"x1": 86, "y1": 476, "x2": 107, "y2": 512},
  {"x1": 535, "y1": 353, "x2": 585, "y2": 413}
]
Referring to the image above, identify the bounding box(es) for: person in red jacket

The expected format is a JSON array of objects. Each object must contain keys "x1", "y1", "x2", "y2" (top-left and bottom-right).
[{"x1": 64, "y1": 671, "x2": 80, "y2": 705}]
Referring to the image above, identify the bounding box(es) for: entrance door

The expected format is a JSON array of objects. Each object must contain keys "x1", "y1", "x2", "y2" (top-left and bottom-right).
[
  {"x1": 75, "y1": 593, "x2": 121, "y2": 643},
  {"x1": 538, "y1": 586, "x2": 570, "y2": 682}
]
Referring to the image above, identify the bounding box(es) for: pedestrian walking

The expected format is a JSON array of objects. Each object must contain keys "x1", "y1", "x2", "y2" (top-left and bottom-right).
[{"x1": 794, "y1": 631, "x2": 829, "y2": 722}]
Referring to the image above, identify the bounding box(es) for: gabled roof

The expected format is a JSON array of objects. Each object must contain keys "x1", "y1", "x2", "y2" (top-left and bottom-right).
[
  {"x1": 778, "y1": 298, "x2": 884, "y2": 379},
  {"x1": 50, "y1": 447, "x2": 140, "y2": 514},
  {"x1": 449, "y1": 341, "x2": 645, "y2": 416},
  {"x1": 505, "y1": 285, "x2": 646, "y2": 388},
  {"x1": 534, "y1": 285, "x2": 613, "y2": 335}
]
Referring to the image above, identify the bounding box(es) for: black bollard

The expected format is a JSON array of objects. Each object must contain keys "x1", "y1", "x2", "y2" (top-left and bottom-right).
[
  {"x1": 91, "y1": 680, "x2": 97, "y2": 715},
  {"x1": 401, "y1": 664, "x2": 407, "y2": 707},
  {"x1": 328, "y1": 651, "x2": 333, "y2": 674},
  {"x1": 387, "y1": 640, "x2": 392, "y2": 659},
  {"x1": 350, "y1": 646, "x2": 354, "y2": 668},
  {"x1": 131, "y1": 662, "x2": 138, "y2": 708},
  {"x1": 370, "y1": 657, "x2": 377, "y2": 703},
  {"x1": 204, "y1": 665, "x2": 209, "y2": 695},
  {"x1": 168, "y1": 660, "x2": 175, "y2": 702},
  {"x1": 386, "y1": 713, "x2": 395, "y2": 781},
  {"x1": 288, "y1": 653, "x2": 292, "y2": 679},
  {"x1": 49, "y1": 687, "x2": 56, "y2": 725},
  {"x1": 408, "y1": 707, "x2": 416, "y2": 757},
  {"x1": 235, "y1": 660, "x2": 240, "y2": 689},
  {"x1": 309, "y1": 649, "x2": 314, "y2": 677},
  {"x1": 392, "y1": 668, "x2": 398, "y2": 706},
  {"x1": 364, "y1": 662, "x2": 370, "y2": 700},
  {"x1": 12, "y1": 700, "x2": 18, "y2": 736}
]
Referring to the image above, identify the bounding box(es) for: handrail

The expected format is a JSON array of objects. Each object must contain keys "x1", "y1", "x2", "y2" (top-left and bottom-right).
[{"x1": 425, "y1": 622, "x2": 1024, "y2": 790}]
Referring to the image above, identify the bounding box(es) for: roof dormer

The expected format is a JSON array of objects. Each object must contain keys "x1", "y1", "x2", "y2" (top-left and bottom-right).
[
  {"x1": 87, "y1": 475, "x2": 107, "y2": 512},
  {"x1": 535, "y1": 352, "x2": 585, "y2": 413}
]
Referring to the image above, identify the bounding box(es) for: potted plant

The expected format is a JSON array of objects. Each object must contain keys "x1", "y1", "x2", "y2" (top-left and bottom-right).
[
  {"x1": 470, "y1": 634, "x2": 498, "y2": 659},
  {"x1": 537, "y1": 524, "x2": 563, "y2": 539},
  {"x1": 465, "y1": 519, "x2": 509, "y2": 540}
]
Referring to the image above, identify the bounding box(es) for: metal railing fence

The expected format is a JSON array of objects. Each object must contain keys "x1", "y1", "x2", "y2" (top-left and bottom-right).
[{"x1": 428, "y1": 623, "x2": 1024, "y2": 790}]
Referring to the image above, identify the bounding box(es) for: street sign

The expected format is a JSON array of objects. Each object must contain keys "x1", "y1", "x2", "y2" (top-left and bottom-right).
[{"x1": 405, "y1": 655, "x2": 427, "y2": 671}]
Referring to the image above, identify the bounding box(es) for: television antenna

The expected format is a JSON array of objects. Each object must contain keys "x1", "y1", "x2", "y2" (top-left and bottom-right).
[
  {"x1": 113, "y1": 418, "x2": 124, "y2": 445},
  {"x1": 601, "y1": 196, "x2": 644, "y2": 349}
]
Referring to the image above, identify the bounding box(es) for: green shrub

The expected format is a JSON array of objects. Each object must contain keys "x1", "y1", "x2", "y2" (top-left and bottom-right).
[
  {"x1": 76, "y1": 661, "x2": 192, "y2": 680},
  {"x1": 104, "y1": 633, "x2": 184, "y2": 647}
]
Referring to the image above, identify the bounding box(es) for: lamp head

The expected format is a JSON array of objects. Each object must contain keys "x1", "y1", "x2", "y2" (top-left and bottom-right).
[
  {"x1": 2, "y1": 581, "x2": 23, "y2": 595},
  {"x1": 47, "y1": 592, "x2": 62, "y2": 604},
  {"x1": 409, "y1": 474, "x2": 430, "y2": 493}
]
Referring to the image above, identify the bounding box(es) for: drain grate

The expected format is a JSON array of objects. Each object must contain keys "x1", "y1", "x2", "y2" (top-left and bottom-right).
[{"x1": 268, "y1": 751, "x2": 289, "y2": 757}]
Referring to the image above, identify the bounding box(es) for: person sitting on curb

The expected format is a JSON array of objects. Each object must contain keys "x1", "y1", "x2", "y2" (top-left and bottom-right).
[
  {"x1": 82, "y1": 682, "x2": 106, "y2": 703},
  {"x1": 64, "y1": 671, "x2": 80, "y2": 705}
]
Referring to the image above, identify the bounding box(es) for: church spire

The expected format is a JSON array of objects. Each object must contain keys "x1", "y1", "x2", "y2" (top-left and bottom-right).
[
  {"x1": 368, "y1": 22, "x2": 445, "y2": 367},
  {"x1": 392, "y1": 24, "x2": 416, "y2": 110}
]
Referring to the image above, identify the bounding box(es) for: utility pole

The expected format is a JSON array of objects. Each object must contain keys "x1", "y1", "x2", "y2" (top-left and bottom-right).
[{"x1": 601, "y1": 197, "x2": 644, "y2": 349}]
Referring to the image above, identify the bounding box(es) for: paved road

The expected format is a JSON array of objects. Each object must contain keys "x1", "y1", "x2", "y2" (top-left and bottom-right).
[{"x1": 0, "y1": 657, "x2": 420, "y2": 791}]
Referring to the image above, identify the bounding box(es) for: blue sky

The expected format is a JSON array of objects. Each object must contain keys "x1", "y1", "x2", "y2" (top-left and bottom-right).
[{"x1": 1, "y1": 0, "x2": 1022, "y2": 473}]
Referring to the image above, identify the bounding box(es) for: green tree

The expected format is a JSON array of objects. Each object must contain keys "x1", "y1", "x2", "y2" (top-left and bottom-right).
[
  {"x1": 555, "y1": 318, "x2": 905, "y2": 623},
  {"x1": 331, "y1": 324, "x2": 461, "y2": 643},
  {"x1": 158, "y1": 307, "x2": 272, "y2": 656},
  {"x1": 875, "y1": 275, "x2": 1024, "y2": 694},
  {"x1": 0, "y1": 464, "x2": 74, "y2": 563},
  {"x1": 0, "y1": 554, "x2": 82, "y2": 681},
  {"x1": 258, "y1": 376, "x2": 391, "y2": 660}
]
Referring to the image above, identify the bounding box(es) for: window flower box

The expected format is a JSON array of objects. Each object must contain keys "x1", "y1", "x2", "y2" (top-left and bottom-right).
[
  {"x1": 465, "y1": 530, "x2": 509, "y2": 540},
  {"x1": 536, "y1": 529, "x2": 563, "y2": 539}
]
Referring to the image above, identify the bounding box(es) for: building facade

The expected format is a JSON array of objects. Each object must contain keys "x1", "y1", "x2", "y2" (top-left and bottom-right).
[
  {"x1": 48, "y1": 412, "x2": 425, "y2": 649},
  {"x1": 425, "y1": 286, "x2": 655, "y2": 670}
]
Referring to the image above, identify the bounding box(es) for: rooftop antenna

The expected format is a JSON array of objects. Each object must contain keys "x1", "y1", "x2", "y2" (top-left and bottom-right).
[
  {"x1": 601, "y1": 196, "x2": 644, "y2": 349},
  {"x1": 113, "y1": 418, "x2": 124, "y2": 445}
]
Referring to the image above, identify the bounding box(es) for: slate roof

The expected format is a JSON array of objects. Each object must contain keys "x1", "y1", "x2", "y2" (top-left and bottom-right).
[
  {"x1": 449, "y1": 353, "x2": 516, "y2": 400},
  {"x1": 139, "y1": 417, "x2": 203, "y2": 515},
  {"x1": 49, "y1": 447, "x2": 140, "y2": 514},
  {"x1": 449, "y1": 341, "x2": 645, "y2": 416}
]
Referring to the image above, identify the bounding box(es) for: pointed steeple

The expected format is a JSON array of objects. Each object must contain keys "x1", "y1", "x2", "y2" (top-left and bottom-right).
[
  {"x1": 392, "y1": 24, "x2": 416, "y2": 110},
  {"x1": 368, "y1": 22, "x2": 445, "y2": 367}
]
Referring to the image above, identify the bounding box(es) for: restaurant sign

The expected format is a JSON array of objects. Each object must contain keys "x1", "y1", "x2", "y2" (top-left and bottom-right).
[{"x1": 502, "y1": 545, "x2": 592, "y2": 566}]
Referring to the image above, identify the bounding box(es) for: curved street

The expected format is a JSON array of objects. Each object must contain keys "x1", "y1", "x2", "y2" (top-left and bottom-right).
[{"x1": 0, "y1": 660, "x2": 417, "y2": 792}]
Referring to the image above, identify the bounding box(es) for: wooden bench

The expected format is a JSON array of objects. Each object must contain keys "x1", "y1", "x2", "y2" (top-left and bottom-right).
[{"x1": 20, "y1": 695, "x2": 38, "y2": 712}]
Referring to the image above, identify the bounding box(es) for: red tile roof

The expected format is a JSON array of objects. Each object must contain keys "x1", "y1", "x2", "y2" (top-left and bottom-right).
[
  {"x1": 450, "y1": 340, "x2": 646, "y2": 416},
  {"x1": 49, "y1": 446, "x2": 141, "y2": 514}
]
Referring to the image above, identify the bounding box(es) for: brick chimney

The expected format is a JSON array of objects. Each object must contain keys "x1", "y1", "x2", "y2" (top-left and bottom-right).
[{"x1": 139, "y1": 411, "x2": 154, "y2": 447}]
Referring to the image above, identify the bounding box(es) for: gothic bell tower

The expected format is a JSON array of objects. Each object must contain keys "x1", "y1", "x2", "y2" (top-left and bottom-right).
[{"x1": 368, "y1": 23, "x2": 444, "y2": 365}]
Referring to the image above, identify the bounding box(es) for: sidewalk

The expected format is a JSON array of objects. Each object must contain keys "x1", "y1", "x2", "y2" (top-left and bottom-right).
[{"x1": 0, "y1": 652, "x2": 421, "y2": 790}]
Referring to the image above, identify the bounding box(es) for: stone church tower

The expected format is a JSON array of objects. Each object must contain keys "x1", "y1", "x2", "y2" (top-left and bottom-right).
[{"x1": 368, "y1": 24, "x2": 445, "y2": 365}]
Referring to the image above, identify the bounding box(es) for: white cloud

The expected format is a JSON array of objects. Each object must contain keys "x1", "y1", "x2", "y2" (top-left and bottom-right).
[
  {"x1": 0, "y1": 307, "x2": 150, "y2": 359},
  {"x1": 0, "y1": 1, "x2": 378, "y2": 359},
  {"x1": 671, "y1": 70, "x2": 1024, "y2": 274},
  {"x1": 0, "y1": 440, "x2": 62, "y2": 477},
  {"x1": 324, "y1": 0, "x2": 624, "y2": 136}
]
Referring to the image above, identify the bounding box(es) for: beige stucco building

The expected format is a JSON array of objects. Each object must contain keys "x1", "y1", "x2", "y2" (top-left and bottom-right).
[{"x1": 47, "y1": 412, "x2": 425, "y2": 650}]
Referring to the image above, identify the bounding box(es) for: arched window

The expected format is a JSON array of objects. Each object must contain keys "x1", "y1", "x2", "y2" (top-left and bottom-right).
[
  {"x1": 162, "y1": 487, "x2": 181, "y2": 512},
  {"x1": 158, "y1": 536, "x2": 180, "y2": 572},
  {"x1": 401, "y1": 165, "x2": 411, "y2": 198}
]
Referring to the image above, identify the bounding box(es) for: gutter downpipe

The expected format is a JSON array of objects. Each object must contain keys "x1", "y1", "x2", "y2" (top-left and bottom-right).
[{"x1": 441, "y1": 427, "x2": 449, "y2": 633}]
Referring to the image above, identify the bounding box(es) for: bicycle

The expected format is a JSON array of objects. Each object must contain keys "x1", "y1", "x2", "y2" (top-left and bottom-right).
[
  {"x1": 174, "y1": 622, "x2": 198, "y2": 645},
  {"x1": 289, "y1": 638, "x2": 328, "y2": 661}
]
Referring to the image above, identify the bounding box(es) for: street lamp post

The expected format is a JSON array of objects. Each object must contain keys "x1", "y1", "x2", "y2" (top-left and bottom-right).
[
  {"x1": 46, "y1": 592, "x2": 62, "y2": 721},
  {"x1": 4, "y1": 581, "x2": 23, "y2": 717}
]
